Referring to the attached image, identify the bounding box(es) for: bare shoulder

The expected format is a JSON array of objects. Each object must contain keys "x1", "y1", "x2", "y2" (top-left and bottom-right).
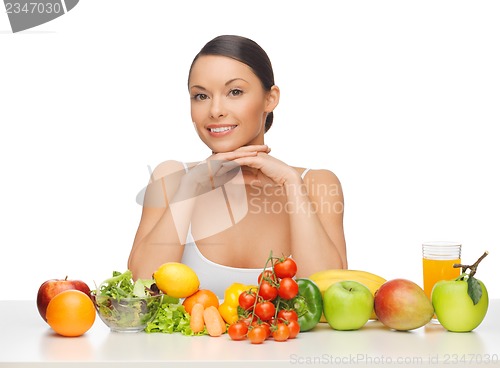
[
  {"x1": 307, "y1": 168, "x2": 340, "y2": 183},
  {"x1": 296, "y1": 167, "x2": 343, "y2": 199},
  {"x1": 295, "y1": 167, "x2": 341, "y2": 184},
  {"x1": 140, "y1": 160, "x2": 188, "y2": 209},
  {"x1": 151, "y1": 160, "x2": 187, "y2": 181}
]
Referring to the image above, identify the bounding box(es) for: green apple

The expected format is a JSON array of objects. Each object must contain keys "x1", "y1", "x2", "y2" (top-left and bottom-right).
[
  {"x1": 432, "y1": 277, "x2": 488, "y2": 332},
  {"x1": 323, "y1": 280, "x2": 374, "y2": 330}
]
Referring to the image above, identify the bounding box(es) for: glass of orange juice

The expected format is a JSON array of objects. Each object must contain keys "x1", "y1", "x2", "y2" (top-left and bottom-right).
[{"x1": 422, "y1": 241, "x2": 461, "y2": 301}]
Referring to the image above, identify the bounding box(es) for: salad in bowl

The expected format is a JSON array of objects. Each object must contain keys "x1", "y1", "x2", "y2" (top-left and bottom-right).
[{"x1": 91, "y1": 270, "x2": 165, "y2": 332}]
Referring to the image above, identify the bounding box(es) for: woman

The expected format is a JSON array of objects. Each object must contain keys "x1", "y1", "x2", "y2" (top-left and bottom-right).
[{"x1": 128, "y1": 35, "x2": 347, "y2": 296}]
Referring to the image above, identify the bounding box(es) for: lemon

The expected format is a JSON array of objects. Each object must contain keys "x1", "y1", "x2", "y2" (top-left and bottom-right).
[{"x1": 153, "y1": 262, "x2": 200, "y2": 298}]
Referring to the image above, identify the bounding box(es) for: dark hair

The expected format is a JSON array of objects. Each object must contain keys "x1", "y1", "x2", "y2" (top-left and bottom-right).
[{"x1": 189, "y1": 35, "x2": 276, "y2": 132}]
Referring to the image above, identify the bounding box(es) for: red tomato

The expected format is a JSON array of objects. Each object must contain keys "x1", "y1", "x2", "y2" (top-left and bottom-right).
[
  {"x1": 258, "y1": 281, "x2": 278, "y2": 301},
  {"x1": 277, "y1": 309, "x2": 298, "y2": 322},
  {"x1": 274, "y1": 257, "x2": 297, "y2": 279},
  {"x1": 287, "y1": 320, "x2": 300, "y2": 339},
  {"x1": 278, "y1": 277, "x2": 299, "y2": 300},
  {"x1": 258, "y1": 270, "x2": 277, "y2": 284},
  {"x1": 272, "y1": 322, "x2": 290, "y2": 342},
  {"x1": 228, "y1": 321, "x2": 248, "y2": 341},
  {"x1": 267, "y1": 317, "x2": 277, "y2": 328},
  {"x1": 238, "y1": 291, "x2": 256, "y2": 310},
  {"x1": 254, "y1": 301, "x2": 275, "y2": 321},
  {"x1": 241, "y1": 314, "x2": 256, "y2": 326},
  {"x1": 248, "y1": 326, "x2": 267, "y2": 344},
  {"x1": 252, "y1": 321, "x2": 271, "y2": 339}
]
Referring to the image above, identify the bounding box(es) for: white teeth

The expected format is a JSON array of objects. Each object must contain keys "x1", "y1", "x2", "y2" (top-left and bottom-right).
[{"x1": 210, "y1": 126, "x2": 235, "y2": 133}]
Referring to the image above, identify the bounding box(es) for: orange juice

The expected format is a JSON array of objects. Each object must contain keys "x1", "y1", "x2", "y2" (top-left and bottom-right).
[{"x1": 422, "y1": 258, "x2": 461, "y2": 299}]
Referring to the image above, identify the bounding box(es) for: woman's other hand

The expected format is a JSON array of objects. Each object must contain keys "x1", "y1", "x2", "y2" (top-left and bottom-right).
[
  {"x1": 230, "y1": 150, "x2": 300, "y2": 187},
  {"x1": 181, "y1": 145, "x2": 271, "y2": 194}
]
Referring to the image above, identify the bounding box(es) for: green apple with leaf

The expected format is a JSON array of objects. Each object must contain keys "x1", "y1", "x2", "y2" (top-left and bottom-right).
[{"x1": 432, "y1": 251, "x2": 489, "y2": 332}]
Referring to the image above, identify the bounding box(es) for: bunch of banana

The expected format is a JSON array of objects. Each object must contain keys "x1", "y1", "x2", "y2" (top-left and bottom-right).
[{"x1": 308, "y1": 269, "x2": 387, "y2": 321}]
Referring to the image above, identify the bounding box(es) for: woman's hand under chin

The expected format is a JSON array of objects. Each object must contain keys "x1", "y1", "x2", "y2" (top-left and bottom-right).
[
  {"x1": 182, "y1": 145, "x2": 271, "y2": 193},
  {"x1": 230, "y1": 151, "x2": 301, "y2": 187}
]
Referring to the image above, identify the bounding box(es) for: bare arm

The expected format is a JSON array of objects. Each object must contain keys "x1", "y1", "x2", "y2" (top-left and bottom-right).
[
  {"x1": 284, "y1": 169, "x2": 347, "y2": 276},
  {"x1": 128, "y1": 146, "x2": 270, "y2": 279},
  {"x1": 231, "y1": 153, "x2": 347, "y2": 276},
  {"x1": 128, "y1": 160, "x2": 195, "y2": 279}
]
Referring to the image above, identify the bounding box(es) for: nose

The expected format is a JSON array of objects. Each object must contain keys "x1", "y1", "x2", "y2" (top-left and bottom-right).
[{"x1": 209, "y1": 96, "x2": 226, "y2": 119}]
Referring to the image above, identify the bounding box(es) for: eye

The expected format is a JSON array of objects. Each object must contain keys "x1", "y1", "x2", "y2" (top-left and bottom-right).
[
  {"x1": 192, "y1": 93, "x2": 208, "y2": 101},
  {"x1": 228, "y1": 89, "x2": 243, "y2": 97}
]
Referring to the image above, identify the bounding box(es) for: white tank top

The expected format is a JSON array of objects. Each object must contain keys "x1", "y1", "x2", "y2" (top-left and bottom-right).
[{"x1": 180, "y1": 164, "x2": 311, "y2": 298}]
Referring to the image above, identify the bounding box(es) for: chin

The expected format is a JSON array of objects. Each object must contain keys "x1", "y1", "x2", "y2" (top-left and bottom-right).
[{"x1": 210, "y1": 142, "x2": 241, "y2": 154}]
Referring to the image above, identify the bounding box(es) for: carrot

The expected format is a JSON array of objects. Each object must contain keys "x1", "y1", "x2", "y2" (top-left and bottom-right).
[
  {"x1": 203, "y1": 305, "x2": 226, "y2": 337},
  {"x1": 190, "y1": 303, "x2": 205, "y2": 333},
  {"x1": 218, "y1": 308, "x2": 227, "y2": 334}
]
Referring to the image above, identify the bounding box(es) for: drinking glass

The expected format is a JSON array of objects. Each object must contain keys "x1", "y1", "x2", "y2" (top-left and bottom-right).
[{"x1": 422, "y1": 241, "x2": 462, "y2": 300}]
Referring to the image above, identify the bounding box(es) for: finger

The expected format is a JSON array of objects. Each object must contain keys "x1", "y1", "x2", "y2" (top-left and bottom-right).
[
  {"x1": 210, "y1": 145, "x2": 268, "y2": 161},
  {"x1": 212, "y1": 150, "x2": 258, "y2": 162},
  {"x1": 230, "y1": 156, "x2": 263, "y2": 169},
  {"x1": 235, "y1": 145, "x2": 269, "y2": 153}
]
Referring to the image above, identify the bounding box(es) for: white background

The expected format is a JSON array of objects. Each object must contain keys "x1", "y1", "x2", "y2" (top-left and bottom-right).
[{"x1": 1, "y1": 0, "x2": 499, "y2": 300}]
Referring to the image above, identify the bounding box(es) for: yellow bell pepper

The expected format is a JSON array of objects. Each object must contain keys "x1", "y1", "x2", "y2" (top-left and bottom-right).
[{"x1": 218, "y1": 282, "x2": 256, "y2": 324}]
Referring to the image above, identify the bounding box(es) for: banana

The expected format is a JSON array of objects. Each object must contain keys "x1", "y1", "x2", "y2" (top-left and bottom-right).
[
  {"x1": 309, "y1": 269, "x2": 387, "y2": 287},
  {"x1": 308, "y1": 269, "x2": 387, "y2": 321}
]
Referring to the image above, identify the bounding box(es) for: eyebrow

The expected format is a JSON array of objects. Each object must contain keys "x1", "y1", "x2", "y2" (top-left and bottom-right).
[{"x1": 189, "y1": 78, "x2": 249, "y2": 91}]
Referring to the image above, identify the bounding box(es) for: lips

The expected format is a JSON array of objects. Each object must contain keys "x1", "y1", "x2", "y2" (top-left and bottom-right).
[{"x1": 207, "y1": 125, "x2": 237, "y2": 136}]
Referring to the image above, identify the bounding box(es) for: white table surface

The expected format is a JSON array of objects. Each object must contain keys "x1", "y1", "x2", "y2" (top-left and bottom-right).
[{"x1": 1, "y1": 300, "x2": 499, "y2": 368}]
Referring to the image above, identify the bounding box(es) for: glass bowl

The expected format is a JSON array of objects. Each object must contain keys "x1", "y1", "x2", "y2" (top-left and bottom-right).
[{"x1": 91, "y1": 293, "x2": 163, "y2": 332}]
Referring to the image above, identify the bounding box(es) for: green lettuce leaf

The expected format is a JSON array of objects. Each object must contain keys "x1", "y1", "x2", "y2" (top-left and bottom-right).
[{"x1": 145, "y1": 303, "x2": 207, "y2": 336}]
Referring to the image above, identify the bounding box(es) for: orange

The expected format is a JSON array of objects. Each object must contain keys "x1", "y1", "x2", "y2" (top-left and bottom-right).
[
  {"x1": 182, "y1": 289, "x2": 220, "y2": 314},
  {"x1": 46, "y1": 289, "x2": 96, "y2": 337}
]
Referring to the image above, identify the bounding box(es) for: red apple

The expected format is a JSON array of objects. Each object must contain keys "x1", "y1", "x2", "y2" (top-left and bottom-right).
[
  {"x1": 374, "y1": 278, "x2": 434, "y2": 331},
  {"x1": 36, "y1": 277, "x2": 91, "y2": 322}
]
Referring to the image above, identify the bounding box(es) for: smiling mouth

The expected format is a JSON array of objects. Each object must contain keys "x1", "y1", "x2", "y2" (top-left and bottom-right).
[{"x1": 208, "y1": 125, "x2": 237, "y2": 133}]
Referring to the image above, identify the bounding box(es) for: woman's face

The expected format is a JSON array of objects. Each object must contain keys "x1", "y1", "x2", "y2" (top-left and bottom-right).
[{"x1": 188, "y1": 55, "x2": 278, "y2": 153}]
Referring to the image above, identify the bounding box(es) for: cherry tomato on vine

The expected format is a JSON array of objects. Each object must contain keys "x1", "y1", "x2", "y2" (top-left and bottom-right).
[
  {"x1": 228, "y1": 321, "x2": 248, "y2": 341},
  {"x1": 272, "y1": 322, "x2": 290, "y2": 342},
  {"x1": 258, "y1": 270, "x2": 277, "y2": 284},
  {"x1": 274, "y1": 257, "x2": 297, "y2": 279},
  {"x1": 258, "y1": 280, "x2": 278, "y2": 301},
  {"x1": 267, "y1": 317, "x2": 277, "y2": 328},
  {"x1": 287, "y1": 319, "x2": 300, "y2": 339},
  {"x1": 248, "y1": 326, "x2": 267, "y2": 344},
  {"x1": 252, "y1": 321, "x2": 271, "y2": 339},
  {"x1": 238, "y1": 291, "x2": 256, "y2": 310},
  {"x1": 241, "y1": 314, "x2": 257, "y2": 326},
  {"x1": 254, "y1": 301, "x2": 275, "y2": 321},
  {"x1": 277, "y1": 309, "x2": 298, "y2": 322},
  {"x1": 278, "y1": 277, "x2": 299, "y2": 300}
]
